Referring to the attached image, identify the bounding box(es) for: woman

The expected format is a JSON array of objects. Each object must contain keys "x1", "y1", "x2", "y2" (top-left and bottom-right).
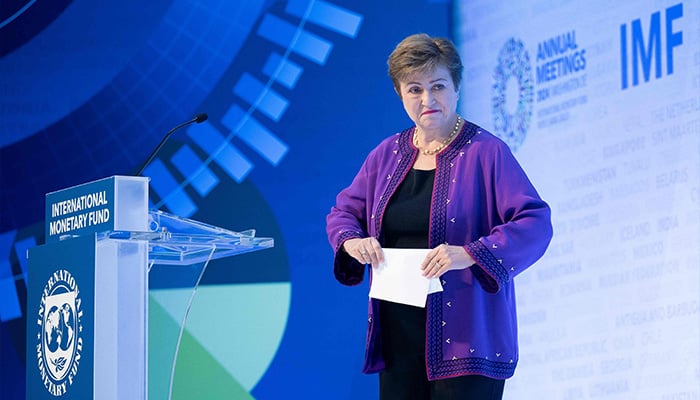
[{"x1": 326, "y1": 33, "x2": 552, "y2": 399}]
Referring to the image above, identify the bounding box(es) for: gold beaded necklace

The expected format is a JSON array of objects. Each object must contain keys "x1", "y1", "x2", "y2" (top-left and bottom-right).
[{"x1": 413, "y1": 115, "x2": 463, "y2": 155}]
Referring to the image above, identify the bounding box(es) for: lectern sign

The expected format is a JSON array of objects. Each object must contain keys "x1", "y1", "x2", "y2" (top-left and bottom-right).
[
  {"x1": 44, "y1": 175, "x2": 149, "y2": 243},
  {"x1": 27, "y1": 235, "x2": 95, "y2": 399},
  {"x1": 45, "y1": 177, "x2": 115, "y2": 243}
]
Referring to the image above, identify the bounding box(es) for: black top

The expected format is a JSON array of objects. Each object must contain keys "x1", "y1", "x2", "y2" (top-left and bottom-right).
[
  {"x1": 382, "y1": 168, "x2": 434, "y2": 249},
  {"x1": 379, "y1": 168, "x2": 434, "y2": 369}
]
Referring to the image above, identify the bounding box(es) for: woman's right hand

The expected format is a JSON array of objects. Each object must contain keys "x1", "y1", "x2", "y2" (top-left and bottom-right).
[{"x1": 343, "y1": 237, "x2": 384, "y2": 266}]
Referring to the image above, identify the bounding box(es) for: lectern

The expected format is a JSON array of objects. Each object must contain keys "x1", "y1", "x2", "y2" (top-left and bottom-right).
[{"x1": 25, "y1": 176, "x2": 273, "y2": 399}]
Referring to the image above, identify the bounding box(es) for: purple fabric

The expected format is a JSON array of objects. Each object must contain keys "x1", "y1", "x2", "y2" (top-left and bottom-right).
[{"x1": 326, "y1": 121, "x2": 552, "y2": 380}]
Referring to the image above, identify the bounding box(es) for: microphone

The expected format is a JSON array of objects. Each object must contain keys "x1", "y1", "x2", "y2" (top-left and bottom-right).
[{"x1": 135, "y1": 113, "x2": 208, "y2": 176}]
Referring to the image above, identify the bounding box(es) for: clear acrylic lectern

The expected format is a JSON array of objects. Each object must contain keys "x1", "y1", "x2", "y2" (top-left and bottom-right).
[{"x1": 26, "y1": 176, "x2": 273, "y2": 400}]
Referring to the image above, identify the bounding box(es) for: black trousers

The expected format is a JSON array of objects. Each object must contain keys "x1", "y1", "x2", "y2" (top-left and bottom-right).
[
  {"x1": 378, "y1": 300, "x2": 505, "y2": 400},
  {"x1": 379, "y1": 368, "x2": 505, "y2": 400}
]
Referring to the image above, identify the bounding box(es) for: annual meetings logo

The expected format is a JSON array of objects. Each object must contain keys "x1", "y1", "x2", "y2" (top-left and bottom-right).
[
  {"x1": 493, "y1": 31, "x2": 588, "y2": 149},
  {"x1": 35, "y1": 269, "x2": 84, "y2": 397},
  {"x1": 492, "y1": 38, "x2": 534, "y2": 152}
]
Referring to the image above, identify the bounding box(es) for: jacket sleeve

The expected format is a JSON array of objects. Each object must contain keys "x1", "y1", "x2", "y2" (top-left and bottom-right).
[
  {"x1": 465, "y1": 140, "x2": 553, "y2": 293},
  {"x1": 326, "y1": 157, "x2": 373, "y2": 286}
]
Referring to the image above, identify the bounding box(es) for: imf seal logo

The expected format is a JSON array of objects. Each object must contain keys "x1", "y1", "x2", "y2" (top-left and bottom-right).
[
  {"x1": 35, "y1": 269, "x2": 84, "y2": 396},
  {"x1": 492, "y1": 38, "x2": 534, "y2": 152}
]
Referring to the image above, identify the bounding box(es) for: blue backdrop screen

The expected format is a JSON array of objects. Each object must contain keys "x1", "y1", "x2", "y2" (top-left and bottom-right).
[{"x1": 1, "y1": 1, "x2": 452, "y2": 399}]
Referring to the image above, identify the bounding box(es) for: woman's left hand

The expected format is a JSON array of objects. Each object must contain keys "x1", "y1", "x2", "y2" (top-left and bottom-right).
[{"x1": 421, "y1": 244, "x2": 475, "y2": 278}]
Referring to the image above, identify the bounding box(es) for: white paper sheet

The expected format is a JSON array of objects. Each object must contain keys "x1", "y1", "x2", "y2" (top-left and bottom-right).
[{"x1": 368, "y1": 248, "x2": 443, "y2": 308}]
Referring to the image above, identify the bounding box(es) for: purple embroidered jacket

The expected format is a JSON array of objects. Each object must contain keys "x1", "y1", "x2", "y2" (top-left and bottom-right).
[{"x1": 326, "y1": 121, "x2": 552, "y2": 380}]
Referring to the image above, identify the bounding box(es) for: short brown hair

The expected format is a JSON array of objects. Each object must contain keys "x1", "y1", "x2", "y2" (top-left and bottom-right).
[{"x1": 387, "y1": 33, "x2": 463, "y2": 97}]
